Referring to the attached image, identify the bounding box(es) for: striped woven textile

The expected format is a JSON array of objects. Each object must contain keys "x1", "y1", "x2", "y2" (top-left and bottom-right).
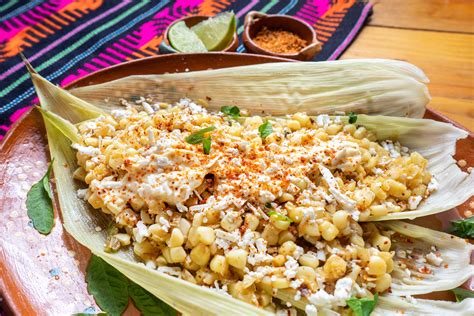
[{"x1": 0, "y1": 0, "x2": 372, "y2": 140}]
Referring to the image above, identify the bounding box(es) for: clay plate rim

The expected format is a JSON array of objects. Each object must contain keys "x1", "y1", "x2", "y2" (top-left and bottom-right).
[{"x1": 0, "y1": 53, "x2": 472, "y2": 315}]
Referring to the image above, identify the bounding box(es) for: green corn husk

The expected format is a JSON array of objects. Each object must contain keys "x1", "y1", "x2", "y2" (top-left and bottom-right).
[
  {"x1": 29, "y1": 63, "x2": 472, "y2": 315},
  {"x1": 69, "y1": 59, "x2": 430, "y2": 118}
]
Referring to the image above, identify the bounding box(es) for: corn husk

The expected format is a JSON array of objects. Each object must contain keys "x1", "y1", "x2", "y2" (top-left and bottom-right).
[
  {"x1": 375, "y1": 296, "x2": 474, "y2": 316},
  {"x1": 379, "y1": 221, "x2": 474, "y2": 295},
  {"x1": 69, "y1": 59, "x2": 430, "y2": 118},
  {"x1": 29, "y1": 64, "x2": 472, "y2": 315}
]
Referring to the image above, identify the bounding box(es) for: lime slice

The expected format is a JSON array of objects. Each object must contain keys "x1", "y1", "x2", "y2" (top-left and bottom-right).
[
  {"x1": 168, "y1": 21, "x2": 207, "y2": 53},
  {"x1": 191, "y1": 12, "x2": 236, "y2": 51}
]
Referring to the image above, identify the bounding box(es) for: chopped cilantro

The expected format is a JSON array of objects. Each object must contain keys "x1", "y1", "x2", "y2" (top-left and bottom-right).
[
  {"x1": 451, "y1": 216, "x2": 474, "y2": 239},
  {"x1": 185, "y1": 126, "x2": 216, "y2": 144},
  {"x1": 347, "y1": 293, "x2": 378, "y2": 316},
  {"x1": 348, "y1": 112, "x2": 358, "y2": 124},
  {"x1": 258, "y1": 121, "x2": 273, "y2": 140},
  {"x1": 202, "y1": 137, "x2": 211, "y2": 155},
  {"x1": 220, "y1": 106, "x2": 240, "y2": 118},
  {"x1": 267, "y1": 210, "x2": 293, "y2": 223}
]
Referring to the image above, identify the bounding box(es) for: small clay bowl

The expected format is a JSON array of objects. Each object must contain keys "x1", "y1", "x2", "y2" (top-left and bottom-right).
[
  {"x1": 243, "y1": 11, "x2": 321, "y2": 61},
  {"x1": 159, "y1": 15, "x2": 239, "y2": 54}
]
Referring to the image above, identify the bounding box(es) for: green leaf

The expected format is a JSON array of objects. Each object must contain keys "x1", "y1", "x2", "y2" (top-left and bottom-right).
[
  {"x1": 202, "y1": 137, "x2": 211, "y2": 155},
  {"x1": 86, "y1": 255, "x2": 129, "y2": 316},
  {"x1": 26, "y1": 160, "x2": 54, "y2": 234},
  {"x1": 348, "y1": 112, "x2": 358, "y2": 124},
  {"x1": 267, "y1": 210, "x2": 293, "y2": 223},
  {"x1": 452, "y1": 288, "x2": 474, "y2": 302},
  {"x1": 129, "y1": 282, "x2": 176, "y2": 316},
  {"x1": 220, "y1": 105, "x2": 240, "y2": 118},
  {"x1": 258, "y1": 121, "x2": 273, "y2": 140},
  {"x1": 72, "y1": 313, "x2": 107, "y2": 316},
  {"x1": 185, "y1": 126, "x2": 216, "y2": 144},
  {"x1": 347, "y1": 293, "x2": 378, "y2": 316},
  {"x1": 451, "y1": 216, "x2": 474, "y2": 239}
]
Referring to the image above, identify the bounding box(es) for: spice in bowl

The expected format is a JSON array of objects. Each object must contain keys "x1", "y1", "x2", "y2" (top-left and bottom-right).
[{"x1": 252, "y1": 26, "x2": 308, "y2": 54}]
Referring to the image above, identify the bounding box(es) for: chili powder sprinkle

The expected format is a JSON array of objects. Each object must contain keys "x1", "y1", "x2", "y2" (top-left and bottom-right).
[{"x1": 252, "y1": 27, "x2": 308, "y2": 54}]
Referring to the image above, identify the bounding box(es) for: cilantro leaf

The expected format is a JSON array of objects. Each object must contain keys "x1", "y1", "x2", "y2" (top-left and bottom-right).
[
  {"x1": 258, "y1": 121, "x2": 273, "y2": 140},
  {"x1": 26, "y1": 160, "x2": 54, "y2": 234},
  {"x1": 451, "y1": 217, "x2": 474, "y2": 239},
  {"x1": 452, "y1": 288, "x2": 474, "y2": 302},
  {"x1": 348, "y1": 112, "x2": 358, "y2": 124},
  {"x1": 185, "y1": 126, "x2": 216, "y2": 144},
  {"x1": 220, "y1": 106, "x2": 240, "y2": 118},
  {"x1": 202, "y1": 137, "x2": 211, "y2": 155},
  {"x1": 267, "y1": 210, "x2": 293, "y2": 223},
  {"x1": 347, "y1": 293, "x2": 378, "y2": 316},
  {"x1": 86, "y1": 256, "x2": 129, "y2": 316},
  {"x1": 129, "y1": 282, "x2": 176, "y2": 316}
]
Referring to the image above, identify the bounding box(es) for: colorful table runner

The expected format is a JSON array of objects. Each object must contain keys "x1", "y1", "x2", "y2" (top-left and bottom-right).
[{"x1": 0, "y1": 0, "x2": 372, "y2": 140}]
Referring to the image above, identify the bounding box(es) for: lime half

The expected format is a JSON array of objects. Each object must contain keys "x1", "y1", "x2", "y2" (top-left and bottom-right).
[
  {"x1": 168, "y1": 21, "x2": 207, "y2": 53},
  {"x1": 191, "y1": 12, "x2": 236, "y2": 51}
]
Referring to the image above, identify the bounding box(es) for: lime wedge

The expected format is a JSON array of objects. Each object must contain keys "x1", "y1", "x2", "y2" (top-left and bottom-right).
[
  {"x1": 191, "y1": 12, "x2": 236, "y2": 51},
  {"x1": 168, "y1": 21, "x2": 207, "y2": 53}
]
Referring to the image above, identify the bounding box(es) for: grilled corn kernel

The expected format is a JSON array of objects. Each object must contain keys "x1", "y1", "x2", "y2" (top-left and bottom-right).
[
  {"x1": 114, "y1": 233, "x2": 131, "y2": 246},
  {"x1": 375, "y1": 273, "x2": 392, "y2": 292},
  {"x1": 167, "y1": 228, "x2": 185, "y2": 247},
  {"x1": 273, "y1": 254, "x2": 286, "y2": 267},
  {"x1": 271, "y1": 277, "x2": 290, "y2": 289},
  {"x1": 278, "y1": 241, "x2": 297, "y2": 256},
  {"x1": 320, "y1": 221, "x2": 339, "y2": 241},
  {"x1": 245, "y1": 213, "x2": 260, "y2": 231},
  {"x1": 221, "y1": 212, "x2": 243, "y2": 232},
  {"x1": 210, "y1": 255, "x2": 228, "y2": 275},
  {"x1": 196, "y1": 226, "x2": 216, "y2": 245},
  {"x1": 367, "y1": 255, "x2": 387, "y2": 276},
  {"x1": 226, "y1": 249, "x2": 248, "y2": 270},
  {"x1": 371, "y1": 234, "x2": 391, "y2": 252},
  {"x1": 169, "y1": 246, "x2": 187, "y2": 263},
  {"x1": 296, "y1": 266, "x2": 317, "y2": 283},
  {"x1": 190, "y1": 244, "x2": 211, "y2": 266},
  {"x1": 299, "y1": 253, "x2": 319, "y2": 268},
  {"x1": 332, "y1": 211, "x2": 349, "y2": 230},
  {"x1": 278, "y1": 230, "x2": 296, "y2": 244},
  {"x1": 324, "y1": 255, "x2": 347, "y2": 280}
]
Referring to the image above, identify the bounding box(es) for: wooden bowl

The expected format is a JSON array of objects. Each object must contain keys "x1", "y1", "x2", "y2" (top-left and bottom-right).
[
  {"x1": 1, "y1": 53, "x2": 472, "y2": 315},
  {"x1": 159, "y1": 15, "x2": 239, "y2": 54},
  {"x1": 243, "y1": 11, "x2": 321, "y2": 61}
]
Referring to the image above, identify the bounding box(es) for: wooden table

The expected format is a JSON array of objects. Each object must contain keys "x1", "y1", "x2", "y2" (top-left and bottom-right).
[{"x1": 342, "y1": 0, "x2": 474, "y2": 130}]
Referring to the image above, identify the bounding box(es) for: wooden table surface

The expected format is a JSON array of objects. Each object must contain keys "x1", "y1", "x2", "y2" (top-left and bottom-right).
[{"x1": 341, "y1": 0, "x2": 474, "y2": 131}]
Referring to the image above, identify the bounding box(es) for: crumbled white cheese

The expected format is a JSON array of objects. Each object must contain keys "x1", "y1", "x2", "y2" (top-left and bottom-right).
[
  {"x1": 427, "y1": 177, "x2": 439, "y2": 192},
  {"x1": 309, "y1": 289, "x2": 333, "y2": 306},
  {"x1": 158, "y1": 217, "x2": 170, "y2": 232},
  {"x1": 333, "y1": 277, "x2": 353, "y2": 306},
  {"x1": 316, "y1": 114, "x2": 331, "y2": 127},
  {"x1": 408, "y1": 195, "x2": 422, "y2": 210},
  {"x1": 71, "y1": 144, "x2": 101, "y2": 156},
  {"x1": 426, "y1": 252, "x2": 443, "y2": 266},
  {"x1": 305, "y1": 304, "x2": 318, "y2": 316},
  {"x1": 284, "y1": 256, "x2": 299, "y2": 278},
  {"x1": 77, "y1": 189, "x2": 88, "y2": 200},
  {"x1": 318, "y1": 164, "x2": 357, "y2": 210},
  {"x1": 135, "y1": 221, "x2": 149, "y2": 243}
]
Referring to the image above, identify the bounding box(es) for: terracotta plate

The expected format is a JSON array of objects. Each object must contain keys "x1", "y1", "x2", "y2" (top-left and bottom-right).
[{"x1": 0, "y1": 53, "x2": 472, "y2": 315}]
